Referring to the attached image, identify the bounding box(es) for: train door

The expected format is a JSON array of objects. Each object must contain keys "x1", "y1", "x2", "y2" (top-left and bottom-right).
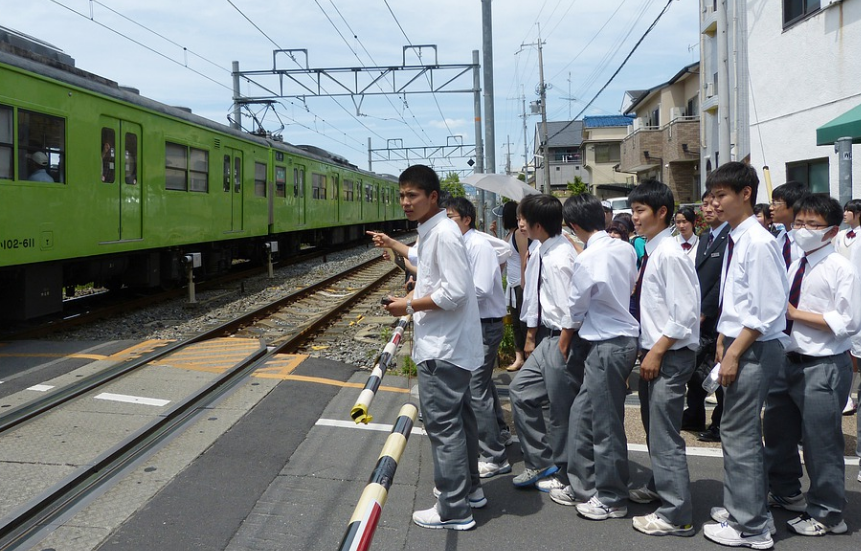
[
  {"x1": 99, "y1": 118, "x2": 141, "y2": 241},
  {"x1": 120, "y1": 123, "x2": 141, "y2": 240},
  {"x1": 222, "y1": 148, "x2": 244, "y2": 232},
  {"x1": 293, "y1": 164, "x2": 306, "y2": 225},
  {"x1": 331, "y1": 172, "x2": 340, "y2": 222}
]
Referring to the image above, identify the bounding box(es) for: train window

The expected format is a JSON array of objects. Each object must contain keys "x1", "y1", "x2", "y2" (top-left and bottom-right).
[
  {"x1": 18, "y1": 109, "x2": 65, "y2": 183},
  {"x1": 165, "y1": 142, "x2": 188, "y2": 190},
  {"x1": 234, "y1": 157, "x2": 241, "y2": 193},
  {"x1": 254, "y1": 162, "x2": 267, "y2": 197},
  {"x1": 189, "y1": 148, "x2": 208, "y2": 192},
  {"x1": 312, "y1": 173, "x2": 327, "y2": 199},
  {"x1": 124, "y1": 133, "x2": 137, "y2": 185},
  {"x1": 223, "y1": 155, "x2": 231, "y2": 192},
  {"x1": 101, "y1": 128, "x2": 116, "y2": 183},
  {"x1": 275, "y1": 166, "x2": 287, "y2": 197},
  {"x1": 343, "y1": 179, "x2": 354, "y2": 201},
  {"x1": 0, "y1": 105, "x2": 13, "y2": 180}
]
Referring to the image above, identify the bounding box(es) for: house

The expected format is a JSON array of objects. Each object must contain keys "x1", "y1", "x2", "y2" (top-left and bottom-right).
[
  {"x1": 619, "y1": 62, "x2": 701, "y2": 203},
  {"x1": 580, "y1": 115, "x2": 637, "y2": 199},
  {"x1": 532, "y1": 120, "x2": 587, "y2": 193}
]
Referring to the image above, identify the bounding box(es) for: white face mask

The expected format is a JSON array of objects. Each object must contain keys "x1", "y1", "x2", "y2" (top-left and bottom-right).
[{"x1": 794, "y1": 227, "x2": 833, "y2": 252}]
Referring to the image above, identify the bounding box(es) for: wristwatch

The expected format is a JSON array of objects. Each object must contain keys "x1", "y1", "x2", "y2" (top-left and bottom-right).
[{"x1": 405, "y1": 299, "x2": 415, "y2": 315}]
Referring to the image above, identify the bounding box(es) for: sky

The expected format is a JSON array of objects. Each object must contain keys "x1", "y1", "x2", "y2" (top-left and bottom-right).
[{"x1": 2, "y1": 0, "x2": 700, "y2": 176}]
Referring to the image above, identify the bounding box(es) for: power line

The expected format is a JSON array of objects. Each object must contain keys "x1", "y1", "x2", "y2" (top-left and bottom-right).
[{"x1": 545, "y1": 0, "x2": 675, "y2": 144}]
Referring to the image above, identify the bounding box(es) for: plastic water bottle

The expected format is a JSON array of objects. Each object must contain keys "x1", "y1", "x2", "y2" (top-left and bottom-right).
[{"x1": 702, "y1": 362, "x2": 722, "y2": 394}]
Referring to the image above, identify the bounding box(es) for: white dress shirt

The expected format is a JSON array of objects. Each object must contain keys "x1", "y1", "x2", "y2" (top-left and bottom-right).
[
  {"x1": 520, "y1": 239, "x2": 541, "y2": 324},
  {"x1": 832, "y1": 227, "x2": 861, "y2": 356},
  {"x1": 675, "y1": 233, "x2": 699, "y2": 263},
  {"x1": 412, "y1": 209, "x2": 483, "y2": 370},
  {"x1": 478, "y1": 231, "x2": 513, "y2": 265},
  {"x1": 718, "y1": 215, "x2": 789, "y2": 342},
  {"x1": 567, "y1": 231, "x2": 640, "y2": 341},
  {"x1": 786, "y1": 244, "x2": 861, "y2": 356},
  {"x1": 640, "y1": 228, "x2": 701, "y2": 350},
  {"x1": 521, "y1": 234, "x2": 577, "y2": 330},
  {"x1": 463, "y1": 229, "x2": 507, "y2": 319}
]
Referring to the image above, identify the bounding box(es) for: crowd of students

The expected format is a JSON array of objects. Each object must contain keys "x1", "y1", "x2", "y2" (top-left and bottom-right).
[{"x1": 371, "y1": 162, "x2": 861, "y2": 549}]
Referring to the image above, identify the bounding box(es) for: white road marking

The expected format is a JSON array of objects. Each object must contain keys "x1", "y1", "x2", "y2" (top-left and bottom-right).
[
  {"x1": 27, "y1": 384, "x2": 54, "y2": 392},
  {"x1": 316, "y1": 418, "x2": 426, "y2": 436},
  {"x1": 94, "y1": 393, "x2": 170, "y2": 407}
]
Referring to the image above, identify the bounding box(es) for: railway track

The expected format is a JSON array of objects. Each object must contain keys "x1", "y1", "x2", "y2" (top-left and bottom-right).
[{"x1": 0, "y1": 255, "x2": 406, "y2": 550}]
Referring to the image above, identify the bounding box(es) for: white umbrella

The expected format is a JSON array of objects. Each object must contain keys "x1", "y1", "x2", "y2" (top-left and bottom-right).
[{"x1": 461, "y1": 173, "x2": 541, "y2": 202}]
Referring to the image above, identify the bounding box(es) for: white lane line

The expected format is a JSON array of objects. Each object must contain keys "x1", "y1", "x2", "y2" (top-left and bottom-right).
[
  {"x1": 94, "y1": 393, "x2": 170, "y2": 407},
  {"x1": 316, "y1": 418, "x2": 427, "y2": 436},
  {"x1": 27, "y1": 384, "x2": 55, "y2": 392}
]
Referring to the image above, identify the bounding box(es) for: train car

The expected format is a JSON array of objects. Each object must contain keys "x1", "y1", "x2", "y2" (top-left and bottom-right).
[{"x1": 0, "y1": 29, "x2": 405, "y2": 320}]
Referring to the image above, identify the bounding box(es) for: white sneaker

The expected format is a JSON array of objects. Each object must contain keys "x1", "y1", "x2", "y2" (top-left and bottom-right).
[
  {"x1": 549, "y1": 485, "x2": 581, "y2": 506},
  {"x1": 632, "y1": 513, "x2": 694, "y2": 536},
  {"x1": 536, "y1": 475, "x2": 566, "y2": 493},
  {"x1": 576, "y1": 496, "x2": 627, "y2": 520},
  {"x1": 767, "y1": 491, "x2": 806, "y2": 512},
  {"x1": 709, "y1": 507, "x2": 776, "y2": 535},
  {"x1": 843, "y1": 396, "x2": 857, "y2": 415},
  {"x1": 432, "y1": 486, "x2": 487, "y2": 509},
  {"x1": 478, "y1": 460, "x2": 511, "y2": 478},
  {"x1": 857, "y1": 468, "x2": 861, "y2": 483},
  {"x1": 412, "y1": 504, "x2": 475, "y2": 531},
  {"x1": 628, "y1": 485, "x2": 660, "y2": 504},
  {"x1": 703, "y1": 522, "x2": 773, "y2": 549},
  {"x1": 787, "y1": 514, "x2": 848, "y2": 536}
]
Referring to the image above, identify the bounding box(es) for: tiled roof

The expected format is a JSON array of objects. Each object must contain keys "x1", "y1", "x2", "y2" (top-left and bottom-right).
[{"x1": 583, "y1": 115, "x2": 635, "y2": 128}]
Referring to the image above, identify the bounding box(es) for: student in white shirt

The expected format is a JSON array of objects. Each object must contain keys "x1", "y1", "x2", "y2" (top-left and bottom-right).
[
  {"x1": 833, "y1": 199, "x2": 861, "y2": 369},
  {"x1": 702, "y1": 162, "x2": 789, "y2": 550},
  {"x1": 763, "y1": 194, "x2": 861, "y2": 537},
  {"x1": 509, "y1": 194, "x2": 585, "y2": 492},
  {"x1": 445, "y1": 197, "x2": 511, "y2": 479},
  {"x1": 628, "y1": 181, "x2": 701, "y2": 536},
  {"x1": 381, "y1": 165, "x2": 484, "y2": 531},
  {"x1": 673, "y1": 206, "x2": 699, "y2": 263},
  {"x1": 770, "y1": 181, "x2": 808, "y2": 269},
  {"x1": 548, "y1": 194, "x2": 640, "y2": 519}
]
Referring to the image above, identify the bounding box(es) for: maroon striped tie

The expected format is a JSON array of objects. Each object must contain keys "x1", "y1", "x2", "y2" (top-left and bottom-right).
[
  {"x1": 782, "y1": 235, "x2": 792, "y2": 269},
  {"x1": 784, "y1": 257, "x2": 807, "y2": 335}
]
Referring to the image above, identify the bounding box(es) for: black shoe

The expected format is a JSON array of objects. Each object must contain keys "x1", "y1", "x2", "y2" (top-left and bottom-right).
[{"x1": 697, "y1": 426, "x2": 720, "y2": 442}]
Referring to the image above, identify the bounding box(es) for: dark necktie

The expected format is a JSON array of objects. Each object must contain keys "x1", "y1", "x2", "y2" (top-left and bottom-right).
[
  {"x1": 630, "y1": 252, "x2": 649, "y2": 322},
  {"x1": 707, "y1": 231, "x2": 715, "y2": 249},
  {"x1": 784, "y1": 257, "x2": 808, "y2": 335},
  {"x1": 848, "y1": 230, "x2": 857, "y2": 239},
  {"x1": 536, "y1": 254, "x2": 543, "y2": 327},
  {"x1": 718, "y1": 235, "x2": 735, "y2": 316},
  {"x1": 782, "y1": 235, "x2": 792, "y2": 269}
]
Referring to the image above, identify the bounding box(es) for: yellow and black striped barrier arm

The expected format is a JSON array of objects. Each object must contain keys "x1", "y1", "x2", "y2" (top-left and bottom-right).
[{"x1": 350, "y1": 315, "x2": 410, "y2": 424}]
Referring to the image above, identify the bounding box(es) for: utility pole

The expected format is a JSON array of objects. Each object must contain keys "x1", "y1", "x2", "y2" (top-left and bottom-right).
[
  {"x1": 481, "y1": 0, "x2": 497, "y2": 230},
  {"x1": 519, "y1": 28, "x2": 549, "y2": 193},
  {"x1": 503, "y1": 137, "x2": 513, "y2": 175},
  {"x1": 521, "y1": 86, "x2": 529, "y2": 181}
]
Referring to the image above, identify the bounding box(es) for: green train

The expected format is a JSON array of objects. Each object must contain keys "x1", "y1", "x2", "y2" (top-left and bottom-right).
[{"x1": 0, "y1": 29, "x2": 406, "y2": 320}]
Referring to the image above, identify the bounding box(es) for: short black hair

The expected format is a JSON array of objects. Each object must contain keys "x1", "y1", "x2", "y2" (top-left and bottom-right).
[
  {"x1": 606, "y1": 221, "x2": 630, "y2": 242},
  {"x1": 613, "y1": 212, "x2": 635, "y2": 233},
  {"x1": 701, "y1": 189, "x2": 713, "y2": 201},
  {"x1": 628, "y1": 179, "x2": 675, "y2": 226},
  {"x1": 844, "y1": 198, "x2": 861, "y2": 216},
  {"x1": 399, "y1": 164, "x2": 440, "y2": 197},
  {"x1": 562, "y1": 193, "x2": 605, "y2": 233},
  {"x1": 753, "y1": 203, "x2": 772, "y2": 218},
  {"x1": 705, "y1": 162, "x2": 759, "y2": 207},
  {"x1": 675, "y1": 206, "x2": 696, "y2": 224},
  {"x1": 502, "y1": 200, "x2": 519, "y2": 230},
  {"x1": 447, "y1": 196, "x2": 477, "y2": 229},
  {"x1": 521, "y1": 194, "x2": 562, "y2": 237},
  {"x1": 795, "y1": 194, "x2": 843, "y2": 227},
  {"x1": 772, "y1": 181, "x2": 809, "y2": 213}
]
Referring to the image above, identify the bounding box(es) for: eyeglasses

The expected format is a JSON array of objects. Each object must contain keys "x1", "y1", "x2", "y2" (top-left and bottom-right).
[
  {"x1": 770, "y1": 201, "x2": 786, "y2": 208},
  {"x1": 792, "y1": 221, "x2": 830, "y2": 230},
  {"x1": 447, "y1": 214, "x2": 460, "y2": 220}
]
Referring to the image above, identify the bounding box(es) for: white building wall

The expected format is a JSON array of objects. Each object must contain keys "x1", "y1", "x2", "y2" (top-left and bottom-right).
[{"x1": 747, "y1": 0, "x2": 861, "y2": 202}]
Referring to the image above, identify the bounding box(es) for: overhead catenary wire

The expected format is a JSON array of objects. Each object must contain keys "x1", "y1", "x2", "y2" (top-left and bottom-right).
[{"x1": 544, "y1": 0, "x2": 676, "y2": 145}]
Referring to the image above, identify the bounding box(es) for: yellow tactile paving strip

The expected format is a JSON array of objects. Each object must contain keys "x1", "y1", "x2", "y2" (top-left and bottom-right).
[{"x1": 150, "y1": 338, "x2": 263, "y2": 374}]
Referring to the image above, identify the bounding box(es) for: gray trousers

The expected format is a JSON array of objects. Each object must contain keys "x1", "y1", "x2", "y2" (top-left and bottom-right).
[
  {"x1": 764, "y1": 352, "x2": 851, "y2": 526},
  {"x1": 637, "y1": 347, "x2": 695, "y2": 526},
  {"x1": 567, "y1": 335, "x2": 638, "y2": 507},
  {"x1": 470, "y1": 320, "x2": 507, "y2": 463},
  {"x1": 509, "y1": 329, "x2": 586, "y2": 471},
  {"x1": 719, "y1": 337, "x2": 783, "y2": 533},
  {"x1": 418, "y1": 359, "x2": 480, "y2": 520}
]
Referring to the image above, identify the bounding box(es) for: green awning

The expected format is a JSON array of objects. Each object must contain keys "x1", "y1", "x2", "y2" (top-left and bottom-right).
[{"x1": 816, "y1": 102, "x2": 861, "y2": 145}]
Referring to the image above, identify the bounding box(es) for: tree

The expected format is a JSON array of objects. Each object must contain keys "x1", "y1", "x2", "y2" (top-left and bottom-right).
[
  {"x1": 441, "y1": 172, "x2": 466, "y2": 198},
  {"x1": 566, "y1": 176, "x2": 588, "y2": 195}
]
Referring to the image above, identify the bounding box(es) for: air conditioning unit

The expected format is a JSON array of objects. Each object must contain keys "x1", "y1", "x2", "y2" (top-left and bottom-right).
[
  {"x1": 706, "y1": 82, "x2": 715, "y2": 98},
  {"x1": 670, "y1": 107, "x2": 683, "y2": 120}
]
